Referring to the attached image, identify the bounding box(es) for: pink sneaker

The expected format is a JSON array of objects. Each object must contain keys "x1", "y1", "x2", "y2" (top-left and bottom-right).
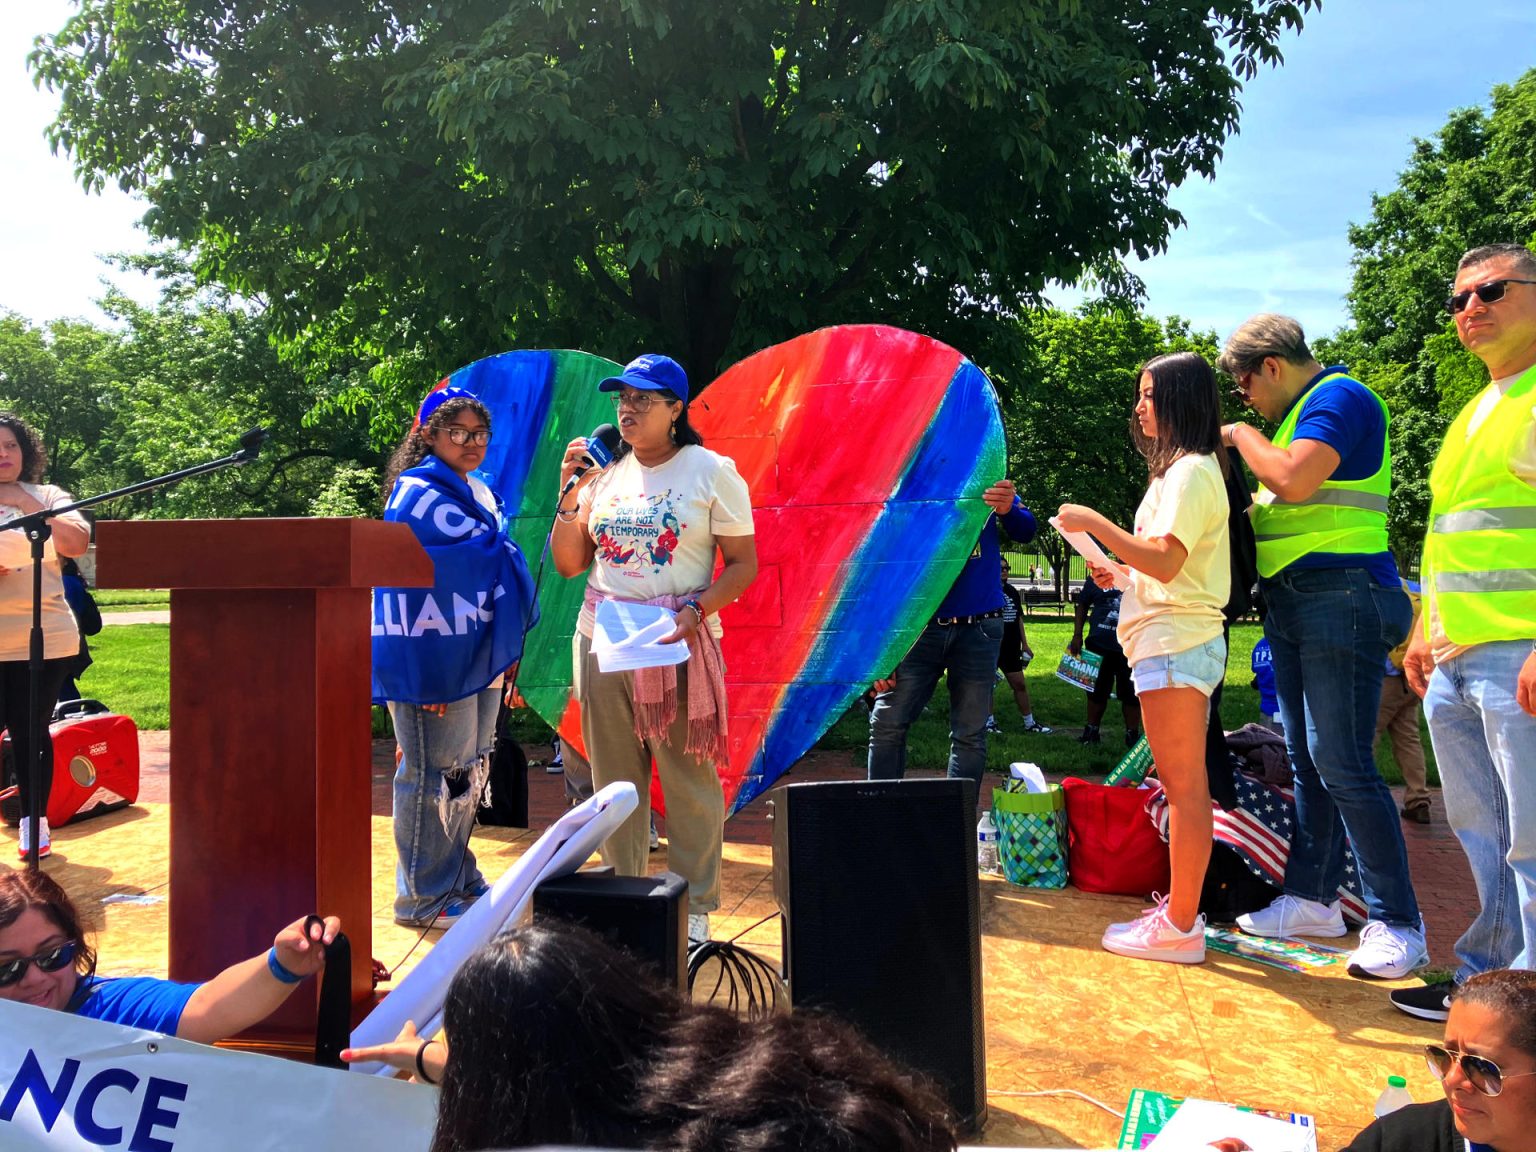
[{"x1": 1102, "y1": 904, "x2": 1206, "y2": 964}]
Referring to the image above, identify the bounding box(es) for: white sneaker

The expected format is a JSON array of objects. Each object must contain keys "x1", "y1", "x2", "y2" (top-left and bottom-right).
[
  {"x1": 1101, "y1": 904, "x2": 1206, "y2": 964},
  {"x1": 1236, "y1": 894, "x2": 1346, "y2": 939},
  {"x1": 649, "y1": 814, "x2": 660, "y2": 852},
  {"x1": 687, "y1": 913, "x2": 710, "y2": 945},
  {"x1": 16, "y1": 818, "x2": 51, "y2": 860},
  {"x1": 1348, "y1": 920, "x2": 1428, "y2": 980}
]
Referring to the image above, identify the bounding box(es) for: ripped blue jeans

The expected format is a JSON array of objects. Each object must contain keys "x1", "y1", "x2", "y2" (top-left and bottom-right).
[{"x1": 388, "y1": 683, "x2": 498, "y2": 923}]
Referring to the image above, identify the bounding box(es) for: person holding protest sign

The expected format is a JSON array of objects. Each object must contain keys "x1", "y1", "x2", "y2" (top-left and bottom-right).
[
  {"x1": 0, "y1": 868, "x2": 338, "y2": 1044},
  {"x1": 1056, "y1": 352, "x2": 1231, "y2": 964},
  {"x1": 375, "y1": 386, "x2": 539, "y2": 929}
]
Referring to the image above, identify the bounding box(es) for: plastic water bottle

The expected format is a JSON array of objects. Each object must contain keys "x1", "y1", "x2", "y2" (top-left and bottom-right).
[
  {"x1": 1374, "y1": 1075, "x2": 1413, "y2": 1118},
  {"x1": 977, "y1": 811, "x2": 1000, "y2": 875}
]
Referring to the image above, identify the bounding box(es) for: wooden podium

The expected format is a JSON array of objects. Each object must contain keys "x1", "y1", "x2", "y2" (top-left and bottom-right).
[{"x1": 95, "y1": 518, "x2": 432, "y2": 1051}]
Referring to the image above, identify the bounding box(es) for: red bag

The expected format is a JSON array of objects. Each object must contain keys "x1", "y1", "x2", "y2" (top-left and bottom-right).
[{"x1": 1061, "y1": 777, "x2": 1170, "y2": 896}]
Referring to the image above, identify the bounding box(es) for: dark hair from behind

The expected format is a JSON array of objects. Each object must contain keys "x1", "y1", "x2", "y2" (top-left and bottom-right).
[
  {"x1": 1132, "y1": 352, "x2": 1226, "y2": 480},
  {"x1": 0, "y1": 413, "x2": 47, "y2": 483},
  {"x1": 0, "y1": 869, "x2": 97, "y2": 982},
  {"x1": 613, "y1": 389, "x2": 705, "y2": 461},
  {"x1": 429, "y1": 920, "x2": 958, "y2": 1152},
  {"x1": 1453, "y1": 969, "x2": 1536, "y2": 1058},
  {"x1": 381, "y1": 395, "x2": 493, "y2": 505},
  {"x1": 429, "y1": 920, "x2": 684, "y2": 1151}
]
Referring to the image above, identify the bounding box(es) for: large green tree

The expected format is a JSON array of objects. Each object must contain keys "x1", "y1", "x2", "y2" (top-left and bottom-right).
[
  {"x1": 34, "y1": 0, "x2": 1317, "y2": 385},
  {"x1": 1328, "y1": 68, "x2": 1536, "y2": 561}
]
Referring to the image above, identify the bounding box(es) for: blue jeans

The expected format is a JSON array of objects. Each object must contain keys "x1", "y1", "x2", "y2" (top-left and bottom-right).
[
  {"x1": 868, "y1": 617, "x2": 1005, "y2": 785},
  {"x1": 388, "y1": 683, "x2": 499, "y2": 923},
  {"x1": 1262, "y1": 568, "x2": 1420, "y2": 927},
  {"x1": 1425, "y1": 640, "x2": 1536, "y2": 980}
]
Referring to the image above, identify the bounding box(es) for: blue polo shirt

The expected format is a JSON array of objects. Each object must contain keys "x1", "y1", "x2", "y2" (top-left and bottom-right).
[
  {"x1": 935, "y1": 499, "x2": 1038, "y2": 617},
  {"x1": 71, "y1": 974, "x2": 200, "y2": 1036},
  {"x1": 1277, "y1": 367, "x2": 1399, "y2": 587}
]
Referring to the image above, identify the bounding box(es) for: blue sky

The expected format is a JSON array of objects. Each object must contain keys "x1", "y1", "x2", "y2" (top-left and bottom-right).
[{"x1": 3, "y1": 0, "x2": 1534, "y2": 341}]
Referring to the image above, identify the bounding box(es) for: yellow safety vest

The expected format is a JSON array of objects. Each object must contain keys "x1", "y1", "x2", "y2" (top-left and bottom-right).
[
  {"x1": 1423, "y1": 362, "x2": 1536, "y2": 645},
  {"x1": 1252, "y1": 373, "x2": 1392, "y2": 577}
]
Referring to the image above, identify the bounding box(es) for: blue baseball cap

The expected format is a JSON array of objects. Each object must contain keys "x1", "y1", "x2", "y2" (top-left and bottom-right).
[
  {"x1": 598, "y1": 354, "x2": 689, "y2": 403},
  {"x1": 418, "y1": 385, "x2": 478, "y2": 427}
]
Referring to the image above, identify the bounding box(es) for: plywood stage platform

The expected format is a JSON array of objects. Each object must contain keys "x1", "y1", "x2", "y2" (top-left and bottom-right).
[{"x1": 13, "y1": 783, "x2": 1452, "y2": 1152}]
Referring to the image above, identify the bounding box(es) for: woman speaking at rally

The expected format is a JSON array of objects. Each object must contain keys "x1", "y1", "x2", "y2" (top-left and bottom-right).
[
  {"x1": 550, "y1": 354, "x2": 757, "y2": 945},
  {"x1": 0, "y1": 869, "x2": 339, "y2": 1043},
  {"x1": 0, "y1": 413, "x2": 91, "y2": 861},
  {"x1": 374, "y1": 387, "x2": 538, "y2": 929}
]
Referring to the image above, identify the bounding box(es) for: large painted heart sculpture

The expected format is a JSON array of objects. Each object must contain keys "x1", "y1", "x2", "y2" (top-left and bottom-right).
[{"x1": 430, "y1": 325, "x2": 1005, "y2": 815}]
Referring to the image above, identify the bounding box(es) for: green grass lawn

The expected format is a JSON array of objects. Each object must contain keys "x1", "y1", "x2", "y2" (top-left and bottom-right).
[
  {"x1": 94, "y1": 588, "x2": 171, "y2": 609},
  {"x1": 77, "y1": 621, "x2": 1437, "y2": 787}
]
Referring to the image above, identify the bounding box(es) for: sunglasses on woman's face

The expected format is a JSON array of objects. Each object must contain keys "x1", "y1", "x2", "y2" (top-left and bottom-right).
[
  {"x1": 1426, "y1": 1042, "x2": 1536, "y2": 1097},
  {"x1": 1445, "y1": 278, "x2": 1536, "y2": 315},
  {"x1": 0, "y1": 941, "x2": 77, "y2": 987}
]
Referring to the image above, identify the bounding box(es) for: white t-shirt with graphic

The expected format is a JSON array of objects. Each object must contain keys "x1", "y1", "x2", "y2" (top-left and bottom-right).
[{"x1": 578, "y1": 445, "x2": 754, "y2": 637}]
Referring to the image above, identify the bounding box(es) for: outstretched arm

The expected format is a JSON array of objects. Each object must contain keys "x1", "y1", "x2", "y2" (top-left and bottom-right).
[
  {"x1": 175, "y1": 915, "x2": 339, "y2": 1045},
  {"x1": 1054, "y1": 504, "x2": 1189, "y2": 585}
]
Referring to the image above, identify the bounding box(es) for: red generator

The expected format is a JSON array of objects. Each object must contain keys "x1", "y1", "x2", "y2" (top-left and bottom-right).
[{"x1": 2, "y1": 699, "x2": 140, "y2": 829}]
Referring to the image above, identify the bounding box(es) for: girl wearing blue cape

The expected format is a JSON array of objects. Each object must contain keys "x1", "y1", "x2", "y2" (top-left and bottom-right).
[{"x1": 373, "y1": 387, "x2": 538, "y2": 928}]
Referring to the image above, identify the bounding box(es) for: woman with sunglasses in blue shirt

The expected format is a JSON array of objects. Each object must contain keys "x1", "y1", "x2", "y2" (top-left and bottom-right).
[
  {"x1": 0, "y1": 867, "x2": 338, "y2": 1043},
  {"x1": 1345, "y1": 969, "x2": 1536, "y2": 1152}
]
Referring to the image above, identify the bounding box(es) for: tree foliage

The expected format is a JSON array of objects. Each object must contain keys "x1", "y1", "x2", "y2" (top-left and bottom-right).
[
  {"x1": 0, "y1": 264, "x2": 378, "y2": 518},
  {"x1": 1002, "y1": 306, "x2": 1221, "y2": 598},
  {"x1": 1328, "y1": 68, "x2": 1536, "y2": 561},
  {"x1": 33, "y1": 0, "x2": 1318, "y2": 384}
]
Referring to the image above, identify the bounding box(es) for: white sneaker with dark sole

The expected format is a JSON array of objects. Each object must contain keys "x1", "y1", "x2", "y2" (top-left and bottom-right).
[{"x1": 1347, "y1": 920, "x2": 1428, "y2": 980}]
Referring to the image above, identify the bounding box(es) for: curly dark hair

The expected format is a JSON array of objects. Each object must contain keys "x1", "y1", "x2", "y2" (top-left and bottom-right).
[
  {"x1": 381, "y1": 395, "x2": 492, "y2": 505},
  {"x1": 1453, "y1": 969, "x2": 1536, "y2": 1058},
  {"x1": 429, "y1": 921, "x2": 957, "y2": 1152},
  {"x1": 0, "y1": 413, "x2": 48, "y2": 483},
  {"x1": 0, "y1": 868, "x2": 98, "y2": 987}
]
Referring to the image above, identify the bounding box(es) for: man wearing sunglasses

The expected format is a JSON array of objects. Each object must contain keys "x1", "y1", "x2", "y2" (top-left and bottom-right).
[
  {"x1": 1396, "y1": 243, "x2": 1536, "y2": 1025},
  {"x1": 1216, "y1": 314, "x2": 1421, "y2": 981}
]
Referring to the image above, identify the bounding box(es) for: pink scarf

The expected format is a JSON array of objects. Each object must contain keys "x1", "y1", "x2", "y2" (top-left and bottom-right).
[{"x1": 583, "y1": 586, "x2": 730, "y2": 765}]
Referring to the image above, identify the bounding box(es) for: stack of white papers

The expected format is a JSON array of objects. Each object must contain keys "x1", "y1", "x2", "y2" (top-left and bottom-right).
[{"x1": 592, "y1": 600, "x2": 692, "y2": 673}]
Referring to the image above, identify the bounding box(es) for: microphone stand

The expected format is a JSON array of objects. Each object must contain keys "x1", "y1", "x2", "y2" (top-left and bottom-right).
[{"x1": 2, "y1": 427, "x2": 269, "y2": 869}]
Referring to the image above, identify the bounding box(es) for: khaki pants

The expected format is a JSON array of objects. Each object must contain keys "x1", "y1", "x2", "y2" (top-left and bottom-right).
[
  {"x1": 1376, "y1": 672, "x2": 1430, "y2": 810},
  {"x1": 573, "y1": 631, "x2": 723, "y2": 914}
]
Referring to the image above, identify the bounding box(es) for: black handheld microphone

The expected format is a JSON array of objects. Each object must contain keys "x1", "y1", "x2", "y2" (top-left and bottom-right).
[{"x1": 559, "y1": 423, "x2": 622, "y2": 499}]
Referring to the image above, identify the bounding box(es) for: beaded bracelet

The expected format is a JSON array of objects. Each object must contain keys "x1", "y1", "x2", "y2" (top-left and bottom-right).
[{"x1": 266, "y1": 947, "x2": 304, "y2": 985}]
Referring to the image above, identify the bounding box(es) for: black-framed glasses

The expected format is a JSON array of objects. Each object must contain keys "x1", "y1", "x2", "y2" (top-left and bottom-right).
[
  {"x1": 443, "y1": 428, "x2": 490, "y2": 446},
  {"x1": 0, "y1": 941, "x2": 78, "y2": 988},
  {"x1": 1446, "y1": 278, "x2": 1536, "y2": 315},
  {"x1": 1425, "y1": 1042, "x2": 1536, "y2": 1097}
]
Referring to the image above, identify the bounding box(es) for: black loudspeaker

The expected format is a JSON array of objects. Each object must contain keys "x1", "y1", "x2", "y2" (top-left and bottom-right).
[
  {"x1": 771, "y1": 778, "x2": 986, "y2": 1131},
  {"x1": 533, "y1": 870, "x2": 688, "y2": 993}
]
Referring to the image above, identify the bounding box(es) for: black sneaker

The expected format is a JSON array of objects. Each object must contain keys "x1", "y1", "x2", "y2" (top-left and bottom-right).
[
  {"x1": 1077, "y1": 727, "x2": 1101, "y2": 745},
  {"x1": 1390, "y1": 980, "x2": 1454, "y2": 1021},
  {"x1": 1400, "y1": 804, "x2": 1431, "y2": 825},
  {"x1": 1125, "y1": 729, "x2": 1142, "y2": 747},
  {"x1": 1021, "y1": 719, "x2": 1053, "y2": 735}
]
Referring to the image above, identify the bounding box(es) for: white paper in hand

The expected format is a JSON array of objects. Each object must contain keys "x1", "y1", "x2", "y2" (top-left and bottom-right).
[
  {"x1": 1049, "y1": 516, "x2": 1130, "y2": 590},
  {"x1": 1146, "y1": 1099, "x2": 1317, "y2": 1152},
  {"x1": 592, "y1": 600, "x2": 692, "y2": 673}
]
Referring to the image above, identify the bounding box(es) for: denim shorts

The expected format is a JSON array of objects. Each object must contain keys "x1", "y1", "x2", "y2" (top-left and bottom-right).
[{"x1": 1130, "y1": 636, "x2": 1228, "y2": 698}]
